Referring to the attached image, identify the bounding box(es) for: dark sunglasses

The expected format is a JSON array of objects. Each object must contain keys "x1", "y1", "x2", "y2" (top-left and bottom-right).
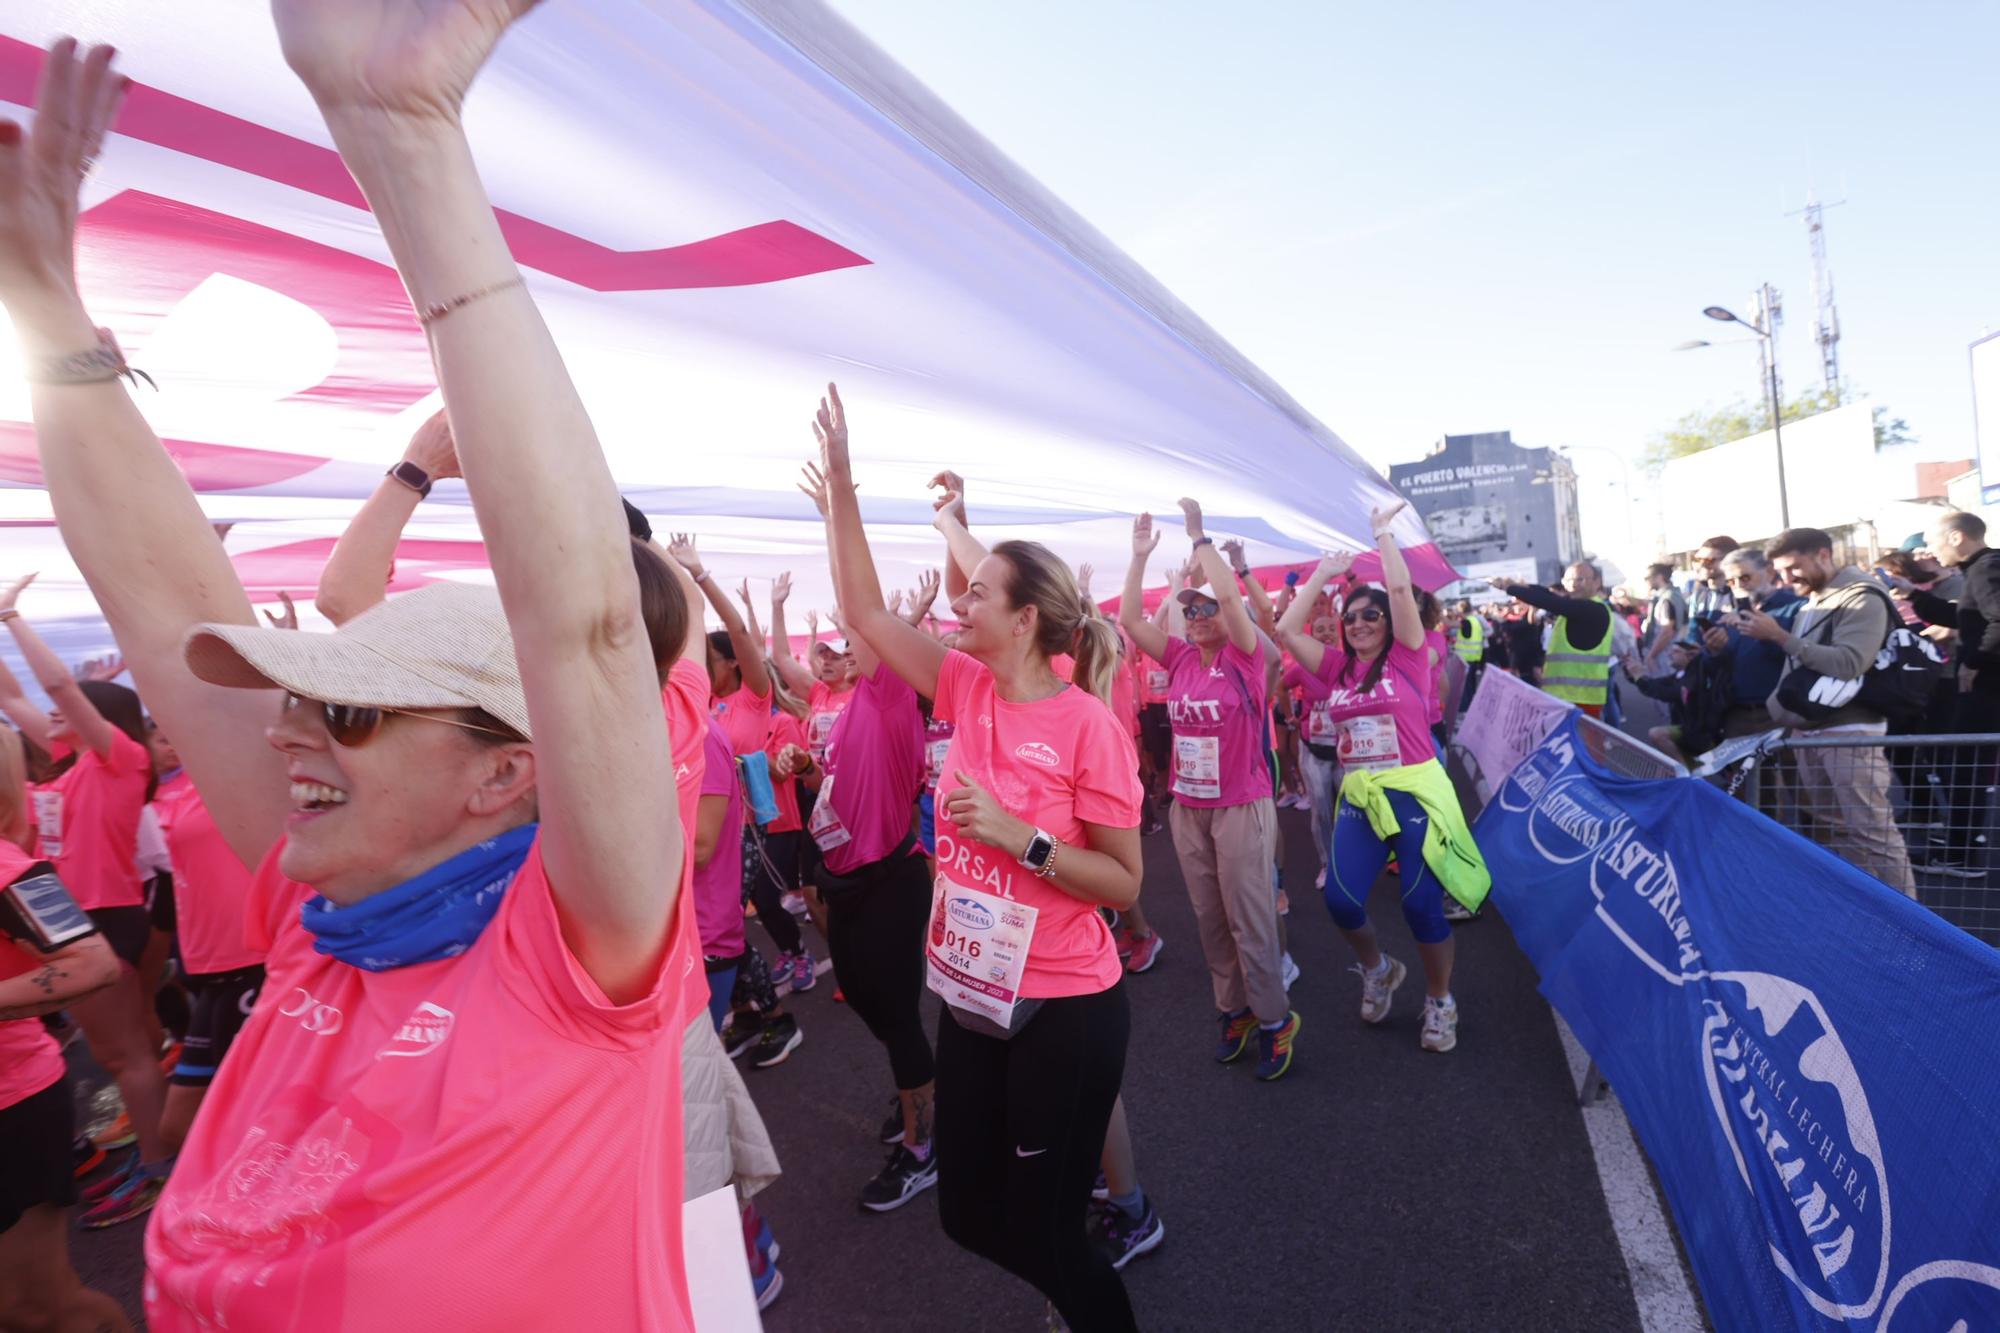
[
  {"x1": 1184, "y1": 601, "x2": 1221, "y2": 620},
  {"x1": 1342, "y1": 607, "x2": 1385, "y2": 626},
  {"x1": 283, "y1": 692, "x2": 515, "y2": 748}
]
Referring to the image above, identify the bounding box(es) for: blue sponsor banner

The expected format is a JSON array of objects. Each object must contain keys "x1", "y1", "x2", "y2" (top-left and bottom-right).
[{"x1": 1477, "y1": 716, "x2": 2000, "y2": 1331}]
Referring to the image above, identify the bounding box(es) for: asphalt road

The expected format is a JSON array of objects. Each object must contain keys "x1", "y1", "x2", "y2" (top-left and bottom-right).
[{"x1": 68, "y1": 807, "x2": 1646, "y2": 1332}]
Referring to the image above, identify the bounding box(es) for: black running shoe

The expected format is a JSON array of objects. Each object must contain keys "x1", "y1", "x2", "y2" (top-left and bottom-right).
[
  {"x1": 749, "y1": 1014, "x2": 803, "y2": 1069},
  {"x1": 859, "y1": 1144, "x2": 938, "y2": 1212},
  {"x1": 879, "y1": 1094, "x2": 905, "y2": 1145}
]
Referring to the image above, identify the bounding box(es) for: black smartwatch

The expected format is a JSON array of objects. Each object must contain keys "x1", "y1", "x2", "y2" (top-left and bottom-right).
[
  {"x1": 387, "y1": 460, "x2": 432, "y2": 499},
  {"x1": 1019, "y1": 828, "x2": 1056, "y2": 875}
]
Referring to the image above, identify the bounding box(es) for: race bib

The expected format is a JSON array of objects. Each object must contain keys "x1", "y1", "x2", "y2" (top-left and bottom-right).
[
  {"x1": 1306, "y1": 700, "x2": 1339, "y2": 745},
  {"x1": 1337, "y1": 713, "x2": 1404, "y2": 771},
  {"x1": 926, "y1": 737, "x2": 953, "y2": 787},
  {"x1": 1146, "y1": 669, "x2": 1169, "y2": 695},
  {"x1": 807, "y1": 773, "x2": 852, "y2": 852},
  {"x1": 925, "y1": 875, "x2": 1038, "y2": 1028},
  {"x1": 808, "y1": 711, "x2": 839, "y2": 759},
  {"x1": 1172, "y1": 734, "x2": 1221, "y2": 800},
  {"x1": 31, "y1": 790, "x2": 62, "y2": 860}
]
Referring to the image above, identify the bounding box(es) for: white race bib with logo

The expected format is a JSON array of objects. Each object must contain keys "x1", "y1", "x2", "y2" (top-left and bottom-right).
[
  {"x1": 32, "y1": 790, "x2": 62, "y2": 859},
  {"x1": 808, "y1": 710, "x2": 839, "y2": 759},
  {"x1": 807, "y1": 773, "x2": 853, "y2": 852},
  {"x1": 1172, "y1": 734, "x2": 1221, "y2": 800},
  {"x1": 1337, "y1": 714, "x2": 1404, "y2": 770},
  {"x1": 1306, "y1": 700, "x2": 1339, "y2": 745},
  {"x1": 1146, "y1": 669, "x2": 1169, "y2": 695},
  {"x1": 925, "y1": 875, "x2": 1038, "y2": 1027},
  {"x1": 926, "y1": 738, "x2": 953, "y2": 786}
]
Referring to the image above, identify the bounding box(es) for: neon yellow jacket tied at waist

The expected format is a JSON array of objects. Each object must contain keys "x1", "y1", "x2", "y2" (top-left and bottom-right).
[{"x1": 1339, "y1": 759, "x2": 1492, "y2": 913}]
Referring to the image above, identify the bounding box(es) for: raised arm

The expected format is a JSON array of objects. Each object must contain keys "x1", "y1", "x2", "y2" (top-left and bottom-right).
[
  {"x1": 1179, "y1": 500, "x2": 1257, "y2": 656},
  {"x1": 643, "y1": 537, "x2": 709, "y2": 667},
  {"x1": 0, "y1": 585, "x2": 119, "y2": 760},
  {"x1": 0, "y1": 41, "x2": 288, "y2": 866},
  {"x1": 1222, "y1": 539, "x2": 1279, "y2": 637},
  {"x1": 931, "y1": 506, "x2": 989, "y2": 600},
  {"x1": 1118, "y1": 514, "x2": 1171, "y2": 664},
  {"x1": 1275, "y1": 553, "x2": 1351, "y2": 673},
  {"x1": 0, "y1": 635, "x2": 52, "y2": 753},
  {"x1": 273, "y1": 0, "x2": 676, "y2": 999},
  {"x1": 664, "y1": 536, "x2": 770, "y2": 699},
  {"x1": 1372, "y1": 502, "x2": 1426, "y2": 652},
  {"x1": 808, "y1": 385, "x2": 947, "y2": 696},
  {"x1": 316, "y1": 408, "x2": 458, "y2": 625},
  {"x1": 904, "y1": 568, "x2": 941, "y2": 628},
  {"x1": 768, "y1": 573, "x2": 815, "y2": 695}
]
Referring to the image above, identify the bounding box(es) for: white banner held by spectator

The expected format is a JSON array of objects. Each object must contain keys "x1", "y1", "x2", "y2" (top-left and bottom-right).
[{"x1": 1452, "y1": 669, "x2": 1575, "y2": 809}]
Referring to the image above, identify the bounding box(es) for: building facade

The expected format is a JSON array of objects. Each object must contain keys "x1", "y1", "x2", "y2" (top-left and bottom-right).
[{"x1": 1389, "y1": 430, "x2": 1581, "y2": 587}]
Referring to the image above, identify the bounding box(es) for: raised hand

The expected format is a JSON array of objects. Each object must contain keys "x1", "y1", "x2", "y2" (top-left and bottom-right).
[
  {"x1": 928, "y1": 469, "x2": 967, "y2": 526},
  {"x1": 888, "y1": 588, "x2": 907, "y2": 616},
  {"x1": 1177, "y1": 497, "x2": 1205, "y2": 540},
  {"x1": 261, "y1": 590, "x2": 299, "y2": 630},
  {"x1": 1317, "y1": 550, "x2": 1356, "y2": 581},
  {"x1": 1076, "y1": 562, "x2": 1095, "y2": 600},
  {"x1": 1370, "y1": 499, "x2": 1410, "y2": 536},
  {"x1": 1219, "y1": 539, "x2": 1246, "y2": 570},
  {"x1": 0, "y1": 573, "x2": 37, "y2": 613},
  {"x1": 736, "y1": 578, "x2": 754, "y2": 609},
  {"x1": 812, "y1": 382, "x2": 851, "y2": 477},
  {"x1": 664, "y1": 533, "x2": 704, "y2": 577},
  {"x1": 270, "y1": 0, "x2": 543, "y2": 125},
  {"x1": 1132, "y1": 513, "x2": 1162, "y2": 560},
  {"x1": 806, "y1": 609, "x2": 821, "y2": 638},
  {"x1": 75, "y1": 652, "x2": 127, "y2": 682},
  {"x1": 404, "y1": 408, "x2": 461, "y2": 480},
  {"x1": 0, "y1": 40, "x2": 129, "y2": 306},
  {"x1": 914, "y1": 568, "x2": 941, "y2": 609},
  {"x1": 798, "y1": 461, "x2": 834, "y2": 518},
  {"x1": 772, "y1": 572, "x2": 793, "y2": 606}
]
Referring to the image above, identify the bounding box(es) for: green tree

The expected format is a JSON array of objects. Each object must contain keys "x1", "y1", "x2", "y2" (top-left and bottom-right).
[{"x1": 1643, "y1": 384, "x2": 1914, "y2": 469}]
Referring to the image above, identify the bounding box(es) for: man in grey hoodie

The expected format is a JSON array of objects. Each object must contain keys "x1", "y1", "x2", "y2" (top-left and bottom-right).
[{"x1": 1744, "y1": 527, "x2": 1915, "y2": 896}]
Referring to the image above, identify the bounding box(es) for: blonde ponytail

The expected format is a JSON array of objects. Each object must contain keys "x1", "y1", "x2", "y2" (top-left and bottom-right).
[{"x1": 1071, "y1": 615, "x2": 1120, "y2": 706}]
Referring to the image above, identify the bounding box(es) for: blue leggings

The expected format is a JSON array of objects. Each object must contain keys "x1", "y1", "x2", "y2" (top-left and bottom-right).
[{"x1": 1325, "y1": 787, "x2": 1452, "y2": 944}]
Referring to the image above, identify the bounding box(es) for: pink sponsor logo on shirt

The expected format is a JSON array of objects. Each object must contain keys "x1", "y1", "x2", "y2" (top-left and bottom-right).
[{"x1": 1013, "y1": 742, "x2": 1061, "y2": 768}]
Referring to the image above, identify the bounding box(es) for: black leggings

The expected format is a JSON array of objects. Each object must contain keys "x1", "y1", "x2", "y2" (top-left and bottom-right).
[
  {"x1": 822, "y1": 851, "x2": 935, "y2": 1090},
  {"x1": 937, "y1": 985, "x2": 1135, "y2": 1332},
  {"x1": 742, "y1": 825, "x2": 803, "y2": 956}
]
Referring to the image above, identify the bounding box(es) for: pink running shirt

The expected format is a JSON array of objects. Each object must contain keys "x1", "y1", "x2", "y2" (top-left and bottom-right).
[
  {"x1": 765, "y1": 711, "x2": 808, "y2": 834},
  {"x1": 1307, "y1": 640, "x2": 1436, "y2": 773},
  {"x1": 931, "y1": 650, "x2": 1141, "y2": 998},
  {"x1": 152, "y1": 772, "x2": 263, "y2": 975},
  {"x1": 1423, "y1": 629, "x2": 1449, "y2": 726},
  {"x1": 33, "y1": 727, "x2": 151, "y2": 910},
  {"x1": 692, "y1": 718, "x2": 747, "y2": 959},
  {"x1": 145, "y1": 837, "x2": 696, "y2": 1332},
  {"x1": 923, "y1": 714, "x2": 957, "y2": 796},
  {"x1": 0, "y1": 842, "x2": 65, "y2": 1112},
  {"x1": 816, "y1": 668, "x2": 925, "y2": 875},
  {"x1": 663, "y1": 659, "x2": 712, "y2": 1025},
  {"x1": 1158, "y1": 637, "x2": 1270, "y2": 808}
]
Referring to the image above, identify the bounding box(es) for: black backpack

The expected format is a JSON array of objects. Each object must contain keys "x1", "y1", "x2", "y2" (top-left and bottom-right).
[{"x1": 1773, "y1": 585, "x2": 1946, "y2": 726}]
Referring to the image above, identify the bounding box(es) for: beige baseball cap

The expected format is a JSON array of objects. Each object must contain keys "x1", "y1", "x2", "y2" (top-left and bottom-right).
[{"x1": 183, "y1": 583, "x2": 531, "y2": 741}]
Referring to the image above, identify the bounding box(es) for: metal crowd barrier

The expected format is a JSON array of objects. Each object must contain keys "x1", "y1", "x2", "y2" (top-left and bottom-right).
[{"x1": 1705, "y1": 731, "x2": 2000, "y2": 947}]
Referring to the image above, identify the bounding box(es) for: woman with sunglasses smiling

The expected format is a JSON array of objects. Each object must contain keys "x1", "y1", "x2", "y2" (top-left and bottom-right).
[
  {"x1": 2, "y1": 24, "x2": 696, "y2": 1329},
  {"x1": 1120, "y1": 503, "x2": 1299, "y2": 1081},
  {"x1": 1275, "y1": 504, "x2": 1490, "y2": 1054}
]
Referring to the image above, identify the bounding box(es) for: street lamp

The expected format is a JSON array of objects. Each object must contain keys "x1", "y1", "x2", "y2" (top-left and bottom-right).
[{"x1": 1687, "y1": 291, "x2": 1790, "y2": 528}]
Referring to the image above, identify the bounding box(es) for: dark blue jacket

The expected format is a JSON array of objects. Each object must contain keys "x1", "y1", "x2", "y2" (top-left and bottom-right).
[{"x1": 1706, "y1": 588, "x2": 1802, "y2": 707}]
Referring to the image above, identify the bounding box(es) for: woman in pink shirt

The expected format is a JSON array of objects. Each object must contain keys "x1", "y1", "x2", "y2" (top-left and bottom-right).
[
  {"x1": 0, "y1": 589, "x2": 173, "y2": 1222},
  {"x1": 1276, "y1": 506, "x2": 1489, "y2": 1055},
  {"x1": 1120, "y1": 504, "x2": 1300, "y2": 1082},
  {"x1": 4, "y1": 33, "x2": 694, "y2": 1329},
  {"x1": 0, "y1": 726, "x2": 129, "y2": 1330},
  {"x1": 805, "y1": 386, "x2": 1144, "y2": 1332},
  {"x1": 777, "y1": 596, "x2": 932, "y2": 1214}
]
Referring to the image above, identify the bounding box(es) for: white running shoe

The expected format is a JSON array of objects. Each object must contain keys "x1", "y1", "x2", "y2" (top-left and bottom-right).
[
  {"x1": 1354, "y1": 955, "x2": 1407, "y2": 1025},
  {"x1": 1280, "y1": 952, "x2": 1300, "y2": 991},
  {"x1": 1421, "y1": 995, "x2": 1459, "y2": 1053}
]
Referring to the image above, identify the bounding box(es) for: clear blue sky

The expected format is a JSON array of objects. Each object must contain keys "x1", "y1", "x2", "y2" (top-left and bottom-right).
[{"x1": 829, "y1": 0, "x2": 1999, "y2": 554}]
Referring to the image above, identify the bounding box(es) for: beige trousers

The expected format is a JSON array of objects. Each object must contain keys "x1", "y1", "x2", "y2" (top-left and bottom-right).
[
  {"x1": 1169, "y1": 797, "x2": 1288, "y2": 1022},
  {"x1": 1792, "y1": 742, "x2": 1917, "y2": 898}
]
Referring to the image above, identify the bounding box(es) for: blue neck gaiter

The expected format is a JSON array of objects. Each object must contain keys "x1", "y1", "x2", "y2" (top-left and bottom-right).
[{"x1": 300, "y1": 823, "x2": 536, "y2": 972}]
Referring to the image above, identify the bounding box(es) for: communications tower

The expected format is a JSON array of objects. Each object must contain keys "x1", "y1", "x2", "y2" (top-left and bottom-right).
[{"x1": 1788, "y1": 188, "x2": 1844, "y2": 398}]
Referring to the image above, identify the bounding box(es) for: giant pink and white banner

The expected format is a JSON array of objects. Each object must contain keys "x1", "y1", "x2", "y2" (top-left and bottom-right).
[{"x1": 0, "y1": 0, "x2": 1448, "y2": 673}]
